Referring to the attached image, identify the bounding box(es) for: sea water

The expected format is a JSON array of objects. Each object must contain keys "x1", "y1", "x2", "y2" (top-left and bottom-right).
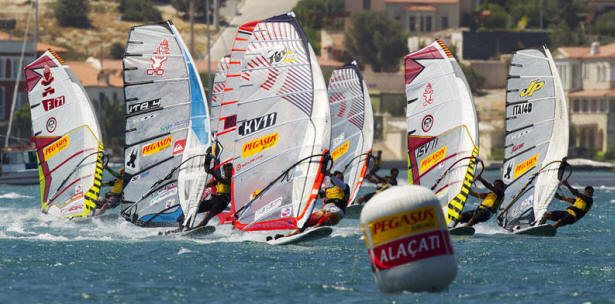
[{"x1": 0, "y1": 170, "x2": 613, "y2": 303}]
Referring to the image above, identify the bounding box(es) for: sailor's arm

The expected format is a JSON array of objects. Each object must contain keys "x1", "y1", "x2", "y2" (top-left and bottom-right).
[
  {"x1": 104, "y1": 164, "x2": 121, "y2": 179},
  {"x1": 562, "y1": 180, "x2": 581, "y2": 197},
  {"x1": 477, "y1": 176, "x2": 497, "y2": 192},
  {"x1": 554, "y1": 192, "x2": 575, "y2": 204},
  {"x1": 468, "y1": 189, "x2": 486, "y2": 199}
]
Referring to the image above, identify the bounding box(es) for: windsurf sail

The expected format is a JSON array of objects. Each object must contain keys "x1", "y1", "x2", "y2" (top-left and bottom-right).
[
  {"x1": 327, "y1": 61, "x2": 374, "y2": 206},
  {"x1": 404, "y1": 40, "x2": 479, "y2": 227},
  {"x1": 121, "y1": 21, "x2": 211, "y2": 227},
  {"x1": 497, "y1": 47, "x2": 569, "y2": 231},
  {"x1": 224, "y1": 13, "x2": 330, "y2": 231},
  {"x1": 25, "y1": 49, "x2": 104, "y2": 218}
]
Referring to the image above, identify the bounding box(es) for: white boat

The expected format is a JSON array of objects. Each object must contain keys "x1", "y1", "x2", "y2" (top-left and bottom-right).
[{"x1": 0, "y1": 145, "x2": 39, "y2": 185}]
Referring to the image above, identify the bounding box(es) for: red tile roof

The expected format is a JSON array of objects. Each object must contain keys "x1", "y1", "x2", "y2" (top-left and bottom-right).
[
  {"x1": 404, "y1": 4, "x2": 437, "y2": 11},
  {"x1": 558, "y1": 42, "x2": 615, "y2": 59},
  {"x1": 65, "y1": 60, "x2": 122, "y2": 88},
  {"x1": 317, "y1": 56, "x2": 343, "y2": 67},
  {"x1": 568, "y1": 89, "x2": 615, "y2": 97}
]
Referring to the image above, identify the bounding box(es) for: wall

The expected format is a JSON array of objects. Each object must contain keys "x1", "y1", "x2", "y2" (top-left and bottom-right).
[{"x1": 465, "y1": 60, "x2": 507, "y2": 89}]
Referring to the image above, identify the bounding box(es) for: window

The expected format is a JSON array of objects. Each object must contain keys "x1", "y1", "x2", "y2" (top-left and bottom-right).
[
  {"x1": 420, "y1": 16, "x2": 425, "y2": 32},
  {"x1": 582, "y1": 99, "x2": 589, "y2": 112},
  {"x1": 583, "y1": 64, "x2": 588, "y2": 80},
  {"x1": 5, "y1": 59, "x2": 10, "y2": 79},
  {"x1": 441, "y1": 16, "x2": 449, "y2": 29},
  {"x1": 610, "y1": 99, "x2": 615, "y2": 113},
  {"x1": 409, "y1": 16, "x2": 416, "y2": 32},
  {"x1": 12, "y1": 59, "x2": 19, "y2": 80},
  {"x1": 0, "y1": 58, "x2": 3, "y2": 80},
  {"x1": 600, "y1": 99, "x2": 607, "y2": 112},
  {"x1": 113, "y1": 92, "x2": 118, "y2": 102},
  {"x1": 426, "y1": 16, "x2": 432, "y2": 32},
  {"x1": 0, "y1": 86, "x2": 5, "y2": 120},
  {"x1": 99, "y1": 92, "x2": 106, "y2": 104},
  {"x1": 17, "y1": 92, "x2": 27, "y2": 109},
  {"x1": 591, "y1": 99, "x2": 598, "y2": 112},
  {"x1": 573, "y1": 99, "x2": 580, "y2": 112},
  {"x1": 362, "y1": 0, "x2": 370, "y2": 10}
]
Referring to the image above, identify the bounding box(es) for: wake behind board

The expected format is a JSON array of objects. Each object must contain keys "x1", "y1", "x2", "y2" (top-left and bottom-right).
[
  {"x1": 344, "y1": 204, "x2": 363, "y2": 219},
  {"x1": 513, "y1": 224, "x2": 556, "y2": 237},
  {"x1": 449, "y1": 226, "x2": 475, "y2": 236},
  {"x1": 267, "y1": 227, "x2": 333, "y2": 246},
  {"x1": 181, "y1": 226, "x2": 216, "y2": 237}
]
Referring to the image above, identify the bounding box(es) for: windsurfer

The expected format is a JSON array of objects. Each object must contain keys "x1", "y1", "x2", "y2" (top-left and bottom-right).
[
  {"x1": 460, "y1": 177, "x2": 505, "y2": 227},
  {"x1": 356, "y1": 168, "x2": 399, "y2": 205},
  {"x1": 191, "y1": 158, "x2": 233, "y2": 230},
  {"x1": 271, "y1": 170, "x2": 349, "y2": 240},
  {"x1": 539, "y1": 180, "x2": 594, "y2": 228},
  {"x1": 95, "y1": 166, "x2": 124, "y2": 216}
]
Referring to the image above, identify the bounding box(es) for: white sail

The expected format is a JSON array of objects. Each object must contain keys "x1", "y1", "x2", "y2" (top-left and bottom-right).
[
  {"x1": 327, "y1": 61, "x2": 373, "y2": 206},
  {"x1": 121, "y1": 21, "x2": 211, "y2": 227},
  {"x1": 498, "y1": 47, "x2": 569, "y2": 230},
  {"x1": 25, "y1": 50, "x2": 104, "y2": 218},
  {"x1": 210, "y1": 55, "x2": 230, "y2": 134},
  {"x1": 224, "y1": 13, "x2": 330, "y2": 231},
  {"x1": 404, "y1": 40, "x2": 479, "y2": 227}
]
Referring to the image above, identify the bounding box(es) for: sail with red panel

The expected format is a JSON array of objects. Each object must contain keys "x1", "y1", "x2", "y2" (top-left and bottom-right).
[
  {"x1": 24, "y1": 49, "x2": 104, "y2": 218},
  {"x1": 327, "y1": 61, "x2": 373, "y2": 206},
  {"x1": 404, "y1": 40, "x2": 479, "y2": 228},
  {"x1": 222, "y1": 12, "x2": 330, "y2": 231}
]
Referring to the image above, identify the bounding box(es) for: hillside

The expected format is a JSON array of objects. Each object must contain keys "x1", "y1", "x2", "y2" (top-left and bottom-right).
[{"x1": 0, "y1": 0, "x2": 219, "y2": 60}]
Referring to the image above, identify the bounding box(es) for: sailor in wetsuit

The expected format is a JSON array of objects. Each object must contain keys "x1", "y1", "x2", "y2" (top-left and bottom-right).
[
  {"x1": 95, "y1": 166, "x2": 124, "y2": 216},
  {"x1": 192, "y1": 159, "x2": 233, "y2": 229},
  {"x1": 356, "y1": 168, "x2": 399, "y2": 205},
  {"x1": 539, "y1": 180, "x2": 594, "y2": 229},
  {"x1": 460, "y1": 177, "x2": 505, "y2": 227},
  {"x1": 272, "y1": 170, "x2": 350, "y2": 240}
]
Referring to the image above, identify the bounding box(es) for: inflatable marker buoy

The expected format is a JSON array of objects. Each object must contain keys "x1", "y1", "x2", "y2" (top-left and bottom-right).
[{"x1": 360, "y1": 185, "x2": 457, "y2": 293}]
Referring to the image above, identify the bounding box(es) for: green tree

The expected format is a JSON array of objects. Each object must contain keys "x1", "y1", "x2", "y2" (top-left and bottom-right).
[
  {"x1": 54, "y1": 0, "x2": 90, "y2": 28},
  {"x1": 474, "y1": 3, "x2": 509, "y2": 30},
  {"x1": 172, "y1": 0, "x2": 227, "y2": 21},
  {"x1": 460, "y1": 63, "x2": 485, "y2": 94},
  {"x1": 295, "y1": 0, "x2": 344, "y2": 30},
  {"x1": 119, "y1": 0, "x2": 163, "y2": 22},
  {"x1": 592, "y1": 10, "x2": 615, "y2": 37},
  {"x1": 110, "y1": 42, "x2": 124, "y2": 60},
  {"x1": 93, "y1": 97, "x2": 124, "y2": 158},
  {"x1": 344, "y1": 11, "x2": 408, "y2": 72},
  {"x1": 11, "y1": 103, "x2": 33, "y2": 144}
]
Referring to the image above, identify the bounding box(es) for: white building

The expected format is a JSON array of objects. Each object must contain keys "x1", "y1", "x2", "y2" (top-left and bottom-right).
[{"x1": 555, "y1": 42, "x2": 615, "y2": 153}]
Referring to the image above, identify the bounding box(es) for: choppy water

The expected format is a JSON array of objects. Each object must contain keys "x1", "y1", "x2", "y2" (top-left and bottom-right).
[{"x1": 0, "y1": 170, "x2": 613, "y2": 303}]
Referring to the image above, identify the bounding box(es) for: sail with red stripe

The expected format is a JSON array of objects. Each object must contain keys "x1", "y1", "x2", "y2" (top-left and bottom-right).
[
  {"x1": 327, "y1": 61, "x2": 373, "y2": 206},
  {"x1": 25, "y1": 50, "x2": 104, "y2": 218},
  {"x1": 224, "y1": 13, "x2": 330, "y2": 231},
  {"x1": 404, "y1": 40, "x2": 479, "y2": 227}
]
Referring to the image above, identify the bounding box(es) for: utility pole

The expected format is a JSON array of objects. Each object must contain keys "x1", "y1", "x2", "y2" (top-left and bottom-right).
[
  {"x1": 207, "y1": 0, "x2": 211, "y2": 91},
  {"x1": 214, "y1": 0, "x2": 219, "y2": 31},
  {"x1": 190, "y1": 0, "x2": 195, "y2": 55},
  {"x1": 33, "y1": 0, "x2": 38, "y2": 54}
]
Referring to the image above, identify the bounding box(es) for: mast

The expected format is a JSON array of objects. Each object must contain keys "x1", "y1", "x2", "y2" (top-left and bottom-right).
[{"x1": 5, "y1": 2, "x2": 33, "y2": 147}]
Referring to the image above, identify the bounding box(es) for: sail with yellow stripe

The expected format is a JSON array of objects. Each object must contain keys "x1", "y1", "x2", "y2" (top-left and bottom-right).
[
  {"x1": 24, "y1": 50, "x2": 104, "y2": 218},
  {"x1": 404, "y1": 40, "x2": 479, "y2": 227}
]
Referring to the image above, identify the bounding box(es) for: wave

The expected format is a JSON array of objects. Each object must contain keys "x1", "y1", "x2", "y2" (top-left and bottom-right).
[{"x1": 0, "y1": 192, "x2": 33, "y2": 199}]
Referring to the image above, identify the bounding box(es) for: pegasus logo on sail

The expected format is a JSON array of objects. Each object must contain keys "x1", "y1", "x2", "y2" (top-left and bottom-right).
[
  {"x1": 147, "y1": 39, "x2": 170, "y2": 76},
  {"x1": 520, "y1": 80, "x2": 544, "y2": 97}
]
